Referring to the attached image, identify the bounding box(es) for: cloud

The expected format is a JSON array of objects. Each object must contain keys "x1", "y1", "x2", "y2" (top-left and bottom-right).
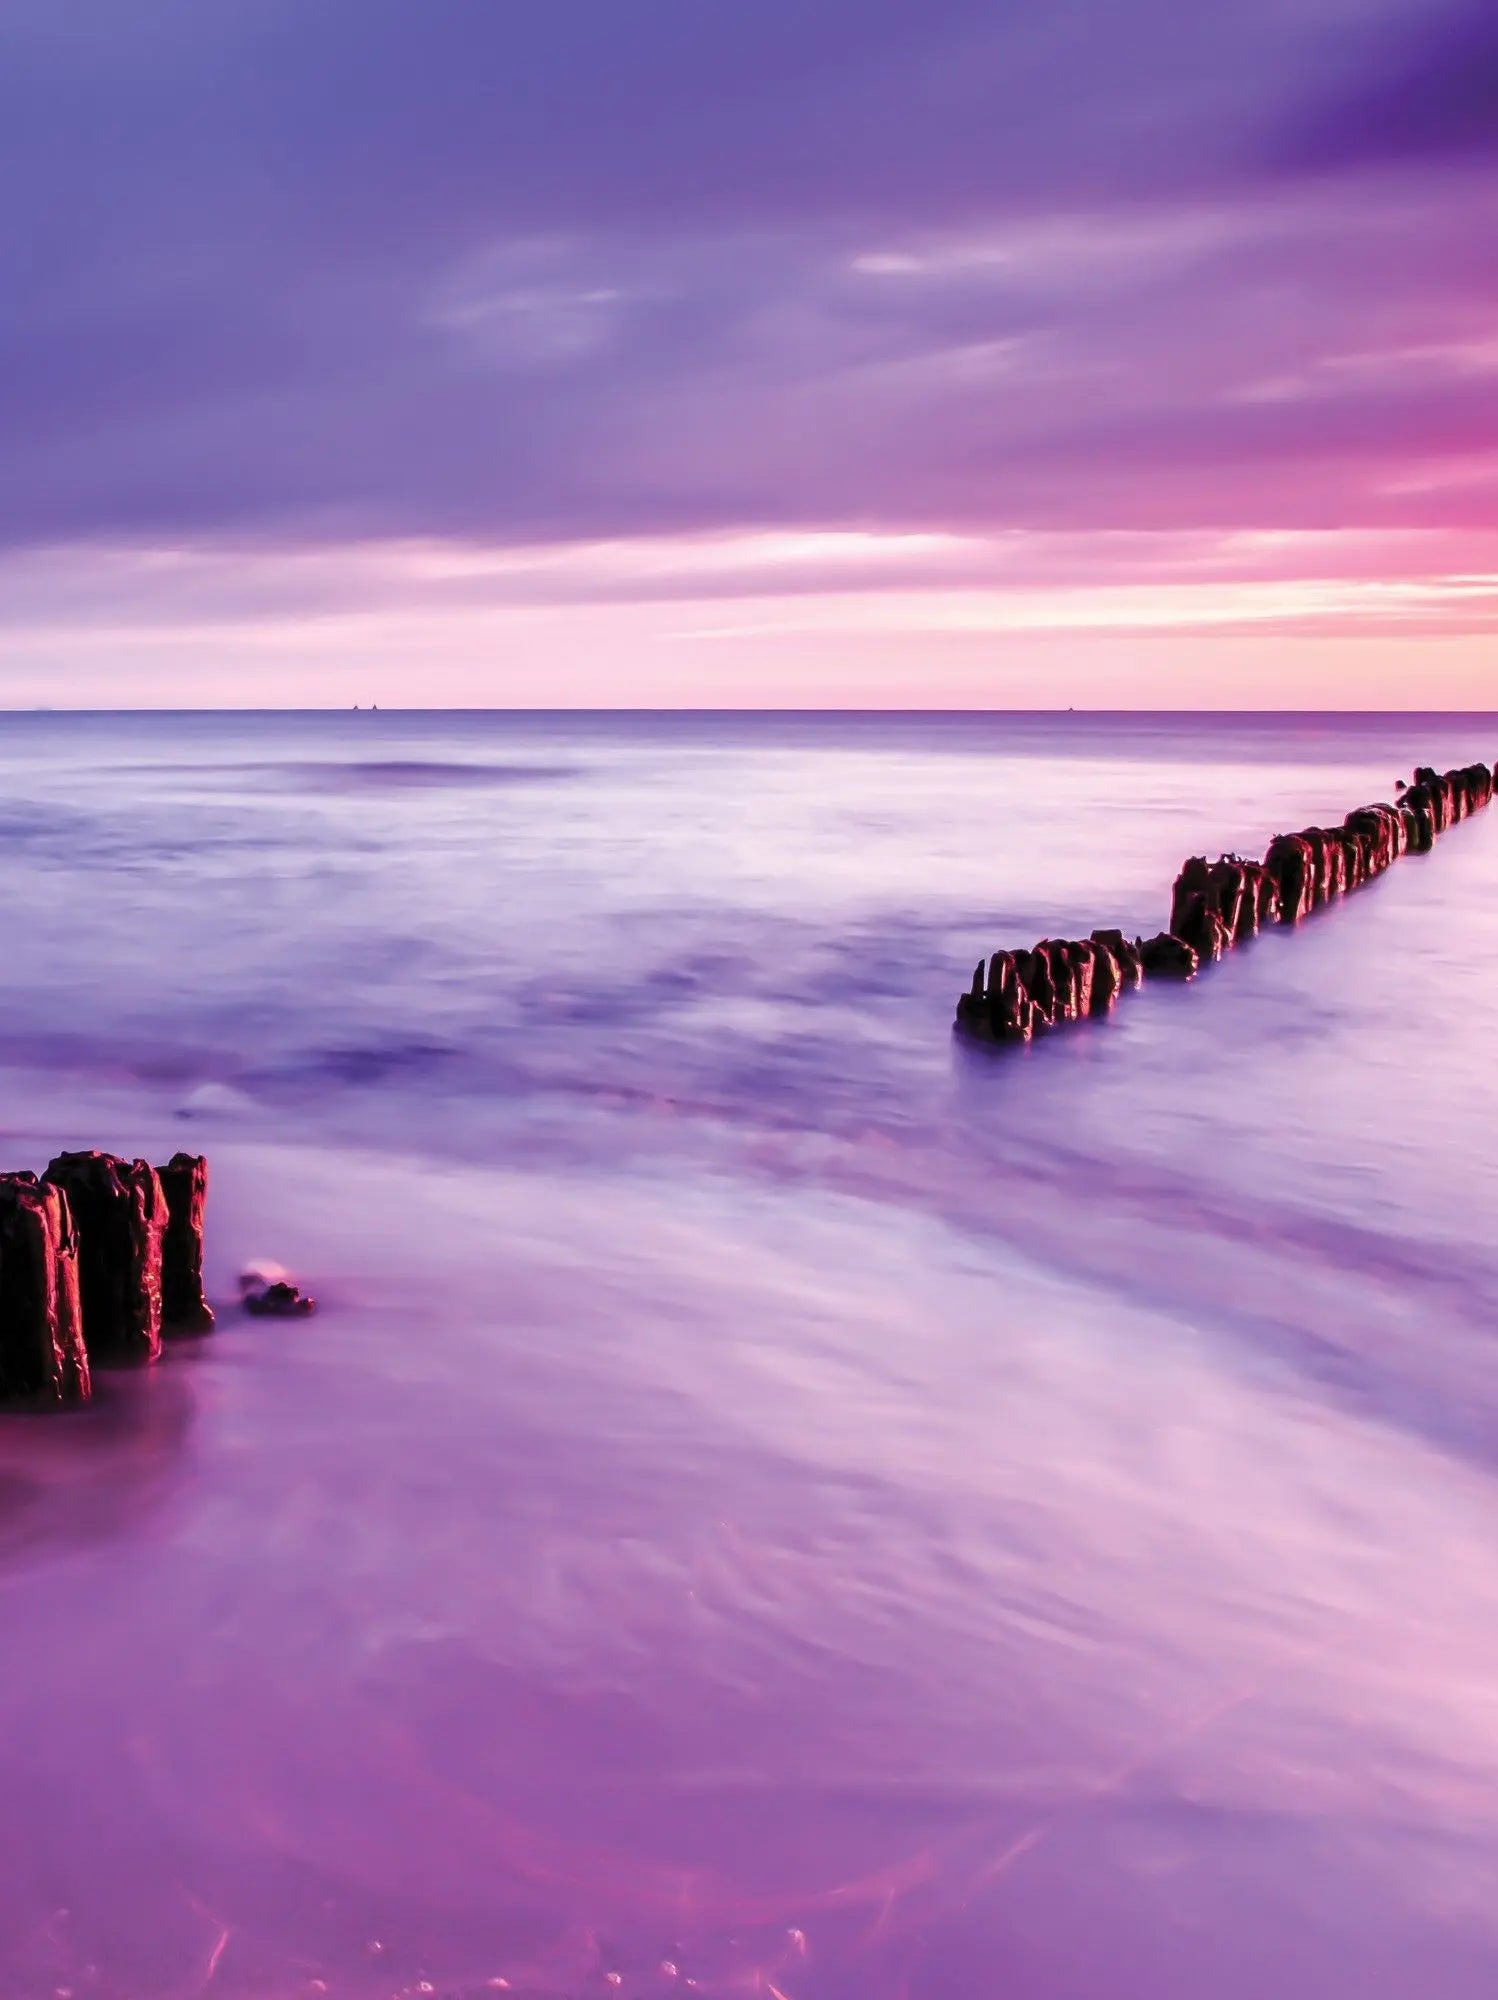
[
  {"x1": 1284, "y1": 1, "x2": 1498, "y2": 168},
  {"x1": 0, "y1": 0, "x2": 1494, "y2": 704},
  {"x1": 5, "y1": 170, "x2": 1496, "y2": 553}
]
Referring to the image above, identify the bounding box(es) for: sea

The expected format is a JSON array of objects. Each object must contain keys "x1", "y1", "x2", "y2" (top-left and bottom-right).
[{"x1": 1, "y1": 709, "x2": 1496, "y2": 2000}]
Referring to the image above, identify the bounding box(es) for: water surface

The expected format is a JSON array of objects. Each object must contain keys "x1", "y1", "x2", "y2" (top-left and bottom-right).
[{"x1": 1, "y1": 710, "x2": 1496, "y2": 1998}]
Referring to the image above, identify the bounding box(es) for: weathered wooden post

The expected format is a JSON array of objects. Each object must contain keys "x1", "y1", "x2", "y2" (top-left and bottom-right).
[
  {"x1": 158, "y1": 1152, "x2": 214, "y2": 1334},
  {"x1": 0, "y1": 1174, "x2": 90, "y2": 1405},
  {"x1": 42, "y1": 1151, "x2": 167, "y2": 1363},
  {"x1": 956, "y1": 760, "x2": 1496, "y2": 1047}
]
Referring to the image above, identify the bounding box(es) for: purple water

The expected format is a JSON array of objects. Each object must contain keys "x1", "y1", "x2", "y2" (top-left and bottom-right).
[{"x1": 2, "y1": 710, "x2": 1497, "y2": 1999}]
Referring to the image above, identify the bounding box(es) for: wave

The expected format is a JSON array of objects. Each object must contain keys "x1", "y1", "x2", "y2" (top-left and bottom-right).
[{"x1": 187, "y1": 758, "x2": 583, "y2": 792}]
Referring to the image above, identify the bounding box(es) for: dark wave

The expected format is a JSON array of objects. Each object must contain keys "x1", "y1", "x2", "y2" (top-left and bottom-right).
[{"x1": 192, "y1": 758, "x2": 583, "y2": 791}]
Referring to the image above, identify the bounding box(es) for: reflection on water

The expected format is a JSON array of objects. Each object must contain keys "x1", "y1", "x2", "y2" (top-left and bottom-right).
[{"x1": 0, "y1": 712, "x2": 1497, "y2": 1997}]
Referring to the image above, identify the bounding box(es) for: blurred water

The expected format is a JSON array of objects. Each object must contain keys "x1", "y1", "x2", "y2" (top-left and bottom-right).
[{"x1": 0, "y1": 710, "x2": 1496, "y2": 1998}]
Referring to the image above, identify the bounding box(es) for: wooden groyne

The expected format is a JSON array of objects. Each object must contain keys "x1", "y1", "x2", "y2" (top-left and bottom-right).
[
  {"x1": 955, "y1": 761, "x2": 1494, "y2": 1044},
  {"x1": 0, "y1": 1152, "x2": 212, "y2": 1407}
]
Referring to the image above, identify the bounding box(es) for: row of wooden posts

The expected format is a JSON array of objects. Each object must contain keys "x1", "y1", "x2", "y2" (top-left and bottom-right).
[
  {"x1": 956, "y1": 761, "x2": 1495, "y2": 1044},
  {"x1": 0, "y1": 1151, "x2": 211, "y2": 1407}
]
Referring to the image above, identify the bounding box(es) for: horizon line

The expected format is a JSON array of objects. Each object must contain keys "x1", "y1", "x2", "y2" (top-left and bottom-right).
[{"x1": 1, "y1": 705, "x2": 1497, "y2": 720}]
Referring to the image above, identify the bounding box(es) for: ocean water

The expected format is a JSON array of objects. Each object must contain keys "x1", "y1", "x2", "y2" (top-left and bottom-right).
[{"x1": 1, "y1": 709, "x2": 1497, "y2": 1999}]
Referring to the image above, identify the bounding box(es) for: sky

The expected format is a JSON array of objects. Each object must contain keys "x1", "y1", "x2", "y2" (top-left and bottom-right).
[{"x1": 3, "y1": 0, "x2": 1496, "y2": 707}]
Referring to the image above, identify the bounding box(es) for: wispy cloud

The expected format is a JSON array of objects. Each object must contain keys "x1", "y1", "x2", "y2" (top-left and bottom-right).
[{"x1": 0, "y1": 0, "x2": 1493, "y2": 698}]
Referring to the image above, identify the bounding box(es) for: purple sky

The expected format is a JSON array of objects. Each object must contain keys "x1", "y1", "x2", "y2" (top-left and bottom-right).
[{"x1": 4, "y1": 0, "x2": 1496, "y2": 704}]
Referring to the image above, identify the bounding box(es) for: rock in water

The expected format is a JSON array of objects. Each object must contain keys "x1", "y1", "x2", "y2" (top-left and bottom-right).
[
  {"x1": 0, "y1": 1174, "x2": 90, "y2": 1405},
  {"x1": 42, "y1": 1151, "x2": 166, "y2": 1363},
  {"x1": 241, "y1": 1278, "x2": 318, "y2": 1319},
  {"x1": 158, "y1": 1152, "x2": 214, "y2": 1335}
]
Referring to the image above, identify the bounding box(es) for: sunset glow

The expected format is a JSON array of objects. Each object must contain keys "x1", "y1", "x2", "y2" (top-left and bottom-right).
[{"x1": 3, "y1": 2, "x2": 1495, "y2": 705}]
